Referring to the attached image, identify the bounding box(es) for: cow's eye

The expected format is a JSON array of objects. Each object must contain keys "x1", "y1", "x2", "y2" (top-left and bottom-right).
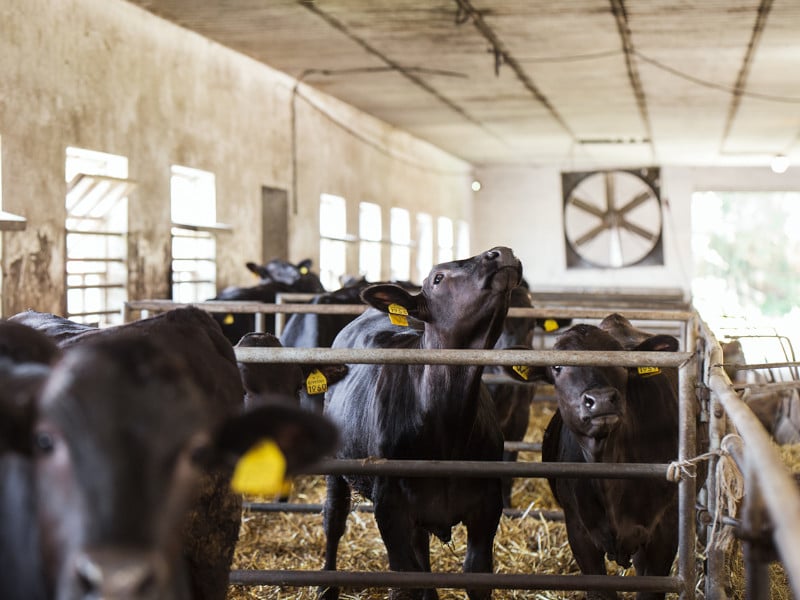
[
  {"x1": 433, "y1": 273, "x2": 444, "y2": 285},
  {"x1": 34, "y1": 430, "x2": 55, "y2": 454},
  {"x1": 551, "y1": 365, "x2": 563, "y2": 375}
]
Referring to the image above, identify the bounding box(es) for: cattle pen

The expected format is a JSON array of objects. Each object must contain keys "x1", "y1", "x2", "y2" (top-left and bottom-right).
[{"x1": 123, "y1": 300, "x2": 800, "y2": 599}]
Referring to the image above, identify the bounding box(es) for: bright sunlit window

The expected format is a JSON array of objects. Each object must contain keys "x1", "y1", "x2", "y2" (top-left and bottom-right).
[
  {"x1": 390, "y1": 207, "x2": 411, "y2": 282},
  {"x1": 171, "y1": 165, "x2": 217, "y2": 302},
  {"x1": 456, "y1": 219, "x2": 470, "y2": 259},
  {"x1": 437, "y1": 216, "x2": 454, "y2": 263},
  {"x1": 692, "y1": 190, "x2": 800, "y2": 377},
  {"x1": 416, "y1": 212, "x2": 433, "y2": 280},
  {"x1": 319, "y1": 193, "x2": 347, "y2": 291},
  {"x1": 65, "y1": 147, "x2": 131, "y2": 326},
  {"x1": 359, "y1": 202, "x2": 381, "y2": 282}
]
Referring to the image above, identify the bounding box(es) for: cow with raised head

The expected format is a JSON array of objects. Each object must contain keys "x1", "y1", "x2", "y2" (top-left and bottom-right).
[
  {"x1": 320, "y1": 247, "x2": 521, "y2": 600},
  {"x1": 541, "y1": 323, "x2": 682, "y2": 600},
  {"x1": 0, "y1": 314, "x2": 338, "y2": 600}
]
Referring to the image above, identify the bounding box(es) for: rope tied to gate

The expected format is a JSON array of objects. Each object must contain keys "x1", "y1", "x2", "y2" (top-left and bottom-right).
[{"x1": 666, "y1": 450, "x2": 720, "y2": 482}]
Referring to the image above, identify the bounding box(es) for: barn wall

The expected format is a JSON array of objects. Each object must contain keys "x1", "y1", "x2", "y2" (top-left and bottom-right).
[
  {"x1": 472, "y1": 165, "x2": 800, "y2": 298},
  {"x1": 0, "y1": 0, "x2": 471, "y2": 316}
]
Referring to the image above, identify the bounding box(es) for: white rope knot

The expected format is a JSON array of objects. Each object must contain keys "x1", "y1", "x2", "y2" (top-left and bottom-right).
[{"x1": 666, "y1": 450, "x2": 720, "y2": 482}]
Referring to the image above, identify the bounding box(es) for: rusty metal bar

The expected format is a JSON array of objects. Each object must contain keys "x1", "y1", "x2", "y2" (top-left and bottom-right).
[
  {"x1": 228, "y1": 569, "x2": 683, "y2": 593},
  {"x1": 233, "y1": 346, "x2": 691, "y2": 368},
  {"x1": 700, "y1": 318, "x2": 800, "y2": 599},
  {"x1": 293, "y1": 458, "x2": 670, "y2": 479}
]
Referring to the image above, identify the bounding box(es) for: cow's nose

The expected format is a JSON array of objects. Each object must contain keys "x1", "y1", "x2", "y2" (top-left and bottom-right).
[
  {"x1": 582, "y1": 389, "x2": 619, "y2": 411},
  {"x1": 485, "y1": 249, "x2": 500, "y2": 260},
  {"x1": 74, "y1": 549, "x2": 166, "y2": 600}
]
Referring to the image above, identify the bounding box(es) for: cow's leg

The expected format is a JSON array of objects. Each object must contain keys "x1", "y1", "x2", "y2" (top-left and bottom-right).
[
  {"x1": 319, "y1": 475, "x2": 351, "y2": 600},
  {"x1": 501, "y1": 449, "x2": 518, "y2": 508},
  {"x1": 564, "y1": 517, "x2": 618, "y2": 600},
  {"x1": 373, "y1": 485, "x2": 428, "y2": 600},
  {"x1": 631, "y1": 516, "x2": 678, "y2": 600},
  {"x1": 410, "y1": 527, "x2": 438, "y2": 600},
  {"x1": 462, "y1": 480, "x2": 502, "y2": 600}
]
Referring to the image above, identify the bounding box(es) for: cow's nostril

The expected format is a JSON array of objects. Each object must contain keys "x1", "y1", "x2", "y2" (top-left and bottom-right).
[
  {"x1": 485, "y1": 250, "x2": 499, "y2": 260},
  {"x1": 583, "y1": 394, "x2": 596, "y2": 409}
]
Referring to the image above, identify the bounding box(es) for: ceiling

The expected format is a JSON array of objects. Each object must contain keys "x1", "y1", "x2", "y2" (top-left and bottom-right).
[{"x1": 127, "y1": 0, "x2": 800, "y2": 170}]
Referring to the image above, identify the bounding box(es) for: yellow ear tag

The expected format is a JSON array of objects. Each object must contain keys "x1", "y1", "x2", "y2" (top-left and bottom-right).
[
  {"x1": 230, "y1": 439, "x2": 287, "y2": 496},
  {"x1": 223, "y1": 314, "x2": 235, "y2": 325},
  {"x1": 512, "y1": 365, "x2": 530, "y2": 381},
  {"x1": 306, "y1": 369, "x2": 328, "y2": 395},
  {"x1": 543, "y1": 319, "x2": 559, "y2": 333},
  {"x1": 387, "y1": 303, "x2": 409, "y2": 327},
  {"x1": 637, "y1": 366, "x2": 662, "y2": 377},
  {"x1": 299, "y1": 266, "x2": 309, "y2": 275}
]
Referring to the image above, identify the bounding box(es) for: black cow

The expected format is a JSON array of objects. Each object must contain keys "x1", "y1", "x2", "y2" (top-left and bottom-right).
[
  {"x1": 1, "y1": 312, "x2": 337, "y2": 600},
  {"x1": 210, "y1": 260, "x2": 325, "y2": 345},
  {"x1": 321, "y1": 247, "x2": 521, "y2": 600},
  {"x1": 234, "y1": 331, "x2": 348, "y2": 414},
  {"x1": 541, "y1": 324, "x2": 682, "y2": 600},
  {"x1": 0, "y1": 321, "x2": 61, "y2": 600},
  {"x1": 484, "y1": 285, "x2": 538, "y2": 509}
]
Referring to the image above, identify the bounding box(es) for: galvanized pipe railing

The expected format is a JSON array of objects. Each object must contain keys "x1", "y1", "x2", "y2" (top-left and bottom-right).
[
  {"x1": 232, "y1": 343, "x2": 697, "y2": 598},
  {"x1": 700, "y1": 318, "x2": 800, "y2": 599}
]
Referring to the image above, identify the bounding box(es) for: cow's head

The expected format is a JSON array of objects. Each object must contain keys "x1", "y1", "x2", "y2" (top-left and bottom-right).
[
  {"x1": 246, "y1": 258, "x2": 324, "y2": 292},
  {"x1": 4, "y1": 334, "x2": 337, "y2": 600},
  {"x1": 361, "y1": 247, "x2": 522, "y2": 349},
  {"x1": 550, "y1": 325, "x2": 629, "y2": 445}
]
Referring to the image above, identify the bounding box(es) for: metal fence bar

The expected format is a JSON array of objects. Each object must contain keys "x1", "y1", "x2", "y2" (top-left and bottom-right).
[
  {"x1": 242, "y1": 502, "x2": 564, "y2": 521},
  {"x1": 700, "y1": 318, "x2": 800, "y2": 599},
  {"x1": 292, "y1": 458, "x2": 671, "y2": 479},
  {"x1": 228, "y1": 570, "x2": 683, "y2": 594},
  {"x1": 678, "y1": 347, "x2": 698, "y2": 600},
  {"x1": 233, "y1": 346, "x2": 692, "y2": 368}
]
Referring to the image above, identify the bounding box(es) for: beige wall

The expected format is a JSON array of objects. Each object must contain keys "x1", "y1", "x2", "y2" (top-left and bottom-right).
[{"x1": 0, "y1": 0, "x2": 472, "y2": 315}]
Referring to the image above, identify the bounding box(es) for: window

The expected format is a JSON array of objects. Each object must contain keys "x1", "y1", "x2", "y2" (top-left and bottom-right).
[
  {"x1": 359, "y1": 202, "x2": 382, "y2": 282},
  {"x1": 171, "y1": 166, "x2": 218, "y2": 303},
  {"x1": 390, "y1": 207, "x2": 411, "y2": 282},
  {"x1": 65, "y1": 147, "x2": 131, "y2": 326},
  {"x1": 437, "y1": 216, "x2": 454, "y2": 263},
  {"x1": 416, "y1": 212, "x2": 433, "y2": 280},
  {"x1": 456, "y1": 219, "x2": 470, "y2": 259},
  {"x1": 319, "y1": 193, "x2": 347, "y2": 291}
]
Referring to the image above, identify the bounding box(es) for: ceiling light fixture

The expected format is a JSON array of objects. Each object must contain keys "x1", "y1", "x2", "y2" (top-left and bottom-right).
[
  {"x1": 771, "y1": 154, "x2": 790, "y2": 174},
  {"x1": 471, "y1": 180, "x2": 482, "y2": 192}
]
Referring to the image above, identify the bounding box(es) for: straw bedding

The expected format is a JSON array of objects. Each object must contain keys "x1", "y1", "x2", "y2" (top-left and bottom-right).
[{"x1": 226, "y1": 400, "x2": 799, "y2": 599}]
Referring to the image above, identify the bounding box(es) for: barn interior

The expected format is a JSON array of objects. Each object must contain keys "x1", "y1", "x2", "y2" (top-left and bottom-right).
[{"x1": 2, "y1": 1, "x2": 800, "y2": 598}]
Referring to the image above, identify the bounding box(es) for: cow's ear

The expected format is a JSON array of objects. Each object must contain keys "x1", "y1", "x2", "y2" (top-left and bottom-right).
[
  {"x1": 246, "y1": 261, "x2": 269, "y2": 279},
  {"x1": 0, "y1": 362, "x2": 49, "y2": 455},
  {"x1": 360, "y1": 284, "x2": 422, "y2": 318},
  {"x1": 635, "y1": 334, "x2": 679, "y2": 353},
  {"x1": 213, "y1": 401, "x2": 338, "y2": 475},
  {"x1": 297, "y1": 259, "x2": 313, "y2": 275}
]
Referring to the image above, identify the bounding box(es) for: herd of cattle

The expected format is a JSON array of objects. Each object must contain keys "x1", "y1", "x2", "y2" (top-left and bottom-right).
[{"x1": 0, "y1": 246, "x2": 784, "y2": 600}]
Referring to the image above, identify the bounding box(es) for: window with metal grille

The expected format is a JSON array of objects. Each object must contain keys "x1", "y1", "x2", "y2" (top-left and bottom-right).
[
  {"x1": 359, "y1": 202, "x2": 381, "y2": 282},
  {"x1": 390, "y1": 207, "x2": 411, "y2": 282},
  {"x1": 65, "y1": 147, "x2": 132, "y2": 326},
  {"x1": 170, "y1": 165, "x2": 221, "y2": 303},
  {"x1": 319, "y1": 193, "x2": 347, "y2": 291}
]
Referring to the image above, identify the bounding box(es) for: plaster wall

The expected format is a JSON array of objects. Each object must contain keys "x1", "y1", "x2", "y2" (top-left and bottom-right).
[{"x1": 0, "y1": 0, "x2": 472, "y2": 316}]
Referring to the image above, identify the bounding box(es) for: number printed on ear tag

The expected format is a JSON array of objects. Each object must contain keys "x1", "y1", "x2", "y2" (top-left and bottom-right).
[
  {"x1": 306, "y1": 369, "x2": 328, "y2": 395},
  {"x1": 230, "y1": 439, "x2": 287, "y2": 496},
  {"x1": 512, "y1": 365, "x2": 530, "y2": 380},
  {"x1": 637, "y1": 366, "x2": 662, "y2": 377},
  {"x1": 388, "y1": 303, "x2": 409, "y2": 327}
]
